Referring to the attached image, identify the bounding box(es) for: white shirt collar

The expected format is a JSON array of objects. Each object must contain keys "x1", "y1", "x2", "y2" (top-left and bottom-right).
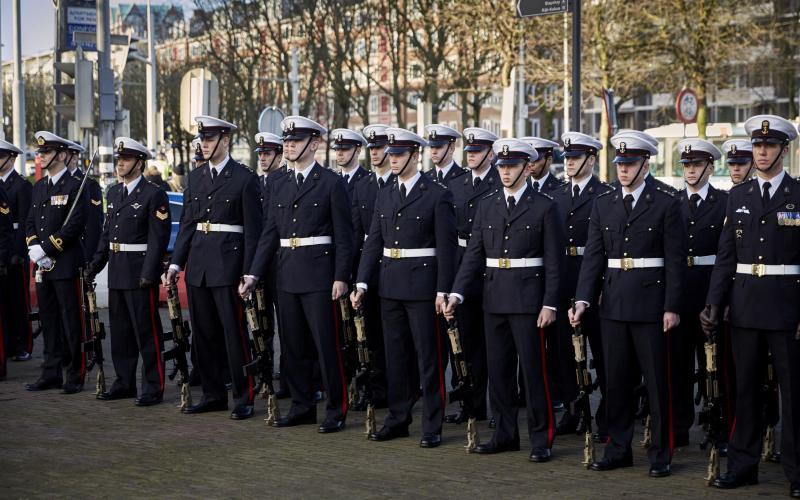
[
  {"x1": 570, "y1": 175, "x2": 591, "y2": 195},
  {"x1": 0, "y1": 169, "x2": 12, "y2": 182},
  {"x1": 503, "y1": 183, "x2": 528, "y2": 205},
  {"x1": 124, "y1": 175, "x2": 143, "y2": 193},
  {"x1": 686, "y1": 181, "x2": 710, "y2": 201},
  {"x1": 757, "y1": 169, "x2": 785, "y2": 198},
  {"x1": 209, "y1": 154, "x2": 230, "y2": 173},
  {"x1": 295, "y1": 162, "x2": 316, "y2": 182},
  {"x1": 377, "y1": 170, "x2": 392, "y2": 183},
  {"x1": 48, "y1": 167, "x2": 68, "y2": 186},
  {"x1": 435, "y1": 161, "x2": 453, "y2": 178},
  {"x1": 342, "y1": 166, "x2": 360, "y2": 182},
  {"x1": 472, "y1": 167, "x2": 491, "y2": 183},
  {"x1": 399, "y1": 171, "x2": 421, "y2": 194},
  {"x1": 622, "y1": 180, "x2": 647, "y2": 208},
  {"x1": 532, "y1": 171, "x2": 550, "y2": 188}
]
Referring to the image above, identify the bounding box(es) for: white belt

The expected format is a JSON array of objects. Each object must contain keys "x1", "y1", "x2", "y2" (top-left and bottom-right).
[
  {"x1": 196, "y1": 222, "x2": 244, "y2": 234},
  {"x1": 566, "y1": 246, "x2": 585, "y2": 256},
  {"x1": 736, "y1": 263, "x2": 800, "y2": 277},
  {"x1": 687, "y1": 255, "x2": 715, "y2": 267},
  {"x1": 383, "y1": 248, "x2": 436, "y2": 259},
  {"x1": 12, "y1": 222, "x2": 19, "y2": 229},
  {"x1": 458, "y1": 237, "x2": 468, "y2": 248},
  {"x1": 110, "y1": 243, "x2": 147, "y2": 252},
  {"x1": 608, "y1": 257, "x2": 664, "y2": 270},
  {"x1": 280, "y1": 236, "x2": 332, "y2": 249},
  {"x1": 486, "y1": 257, "x2": 543, "y2": 269}
]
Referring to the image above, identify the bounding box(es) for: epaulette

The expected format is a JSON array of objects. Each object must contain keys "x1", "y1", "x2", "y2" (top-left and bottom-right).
[
  {"x1": 655, "y1": 186, "x2": 676, "y2": 197},
  {"x1": 730, "y1": 178, "x2": 756, "y2": 192},
  {"x1": 597, "y1": 187, "x2": 615, "y2": 198},
  {"x1": 534, "y1": 190, "x2": 554, "y2": 200},
  {"x1": 482, "y1": 188, "x2": 500, "y2": 200}
]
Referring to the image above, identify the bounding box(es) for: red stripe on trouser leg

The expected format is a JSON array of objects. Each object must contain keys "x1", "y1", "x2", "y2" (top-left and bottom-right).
[
  {"x1": 538, "y1": 328, "x2": 555, "y2": 449},
  {"x1": 434, "y1": 317, "x2": 446, "y2": 409},
  {"x1": 331, "y1": 301, "x2": 349, "y2": 416},
  {"x1": 148, "y1": 288, "x2": 165, "y2": 391},
  {"x1": 235, "y1": 297, "x2": 255, "y2": 403},
  {"x1": 729, "y1": 417, "x2": 737, "y2": 442},
  {"x1": 74, "y1": 279, "x2": 86, "y2": 380},
  {"x1": 665, "y1": 330, "x2": 674, "y2": 458},
  {"x1": 21, "y1": 266, "x2": 33, "y2": 352}
]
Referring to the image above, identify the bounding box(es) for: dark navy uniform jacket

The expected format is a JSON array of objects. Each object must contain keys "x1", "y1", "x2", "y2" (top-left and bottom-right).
[
  {"x1": 72, "y1": 168, "x2": 104, "y2": 263},
  {"x1": 451, "y1": 185, "x2": 563, "y2": 314},
  {"x1": 707, "y1": 175, "x2": 800, "y2": 331},
  {"x1": 342, "y1": 166, "x2": 369, "y2": 199},
  {"x1": 446, "y1": 167, "x2": 500, "y2": 296},
  {"x1": 676, "y1": 185, "x2": 728, "y2": 315},
  {"x1": 2, "y1": 169, "x2": 32, "y2": 259},
  {"x1": 357, "y1": 173, "x2": 457, "y2": 301},
  {"x1": 171, "y1": 158, "x2": 263, "y2": 288},
  {"x1": 553, "y1": 176, "x2": 610, "y2": 309},
  {"x1": 529, "y1": 172, "x2": 566, "y2": 194},
  {"x1": 426, "y1": 162, "x2": 466, "y2": 184},
  {"x1": 250, "y1": 162, "x2": 354, "y2": 294},
  {"x1": 351, "y1": 172, "x2": 395, "y2": 277},
  {"x1": 0, "y1": 184, "x2": 13, "y2": 264},
  {"x1": 575, "y1": 182, "x2": 687, "y2": 322},
  {"x1": 90, "y1": 179, "x2": 171, "y2": 289},
  {"x1": 25, "y1": 171, "x2": 88, "y2": 280}
]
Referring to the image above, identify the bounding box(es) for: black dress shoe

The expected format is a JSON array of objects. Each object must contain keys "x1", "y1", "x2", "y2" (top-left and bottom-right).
[
  {"x1": 369, "y1": 425, "x2": 410, "y2": 442},
  {"x1": 420, "y1": 433, "x2": 442, "y2": 448},
  {"x1": 312, "y1": 391, "x2": 325, "y2": 403},
  {"x1": 529, "y1": 448, "x2": 552, "y2": 463},
  {"x1": 555, "y1": 412, "x2": 579, "y2": 436},
  {"x1": 135, "y1": 394, "x2": 163, "y2": 407},
  {"x1": 25, "y1": 378, "x2": 62, "y2": 391},
  {"x1": 12, "y1": 350, "x2": 31, "y2": 362},
  {"x1": 318, "y1": 418, "x2": 346, "y2": 433},
  {"x1": 273, "y1": 410, "x2": 316, "y2": 427},
  {"x1": 182, "y1": 398, "x2": 228, "y2": 414},
  {"x1": 790, "y1": 483, "x2": 800, "y2": 498},
  {"x1": 649, "y1": 464, "x2": 671, "y2": 477},
  {"x1": 488, "y1": 417, "x2": 496, "y2": 429},
  {"x1": 97, "y1": 388, "x2": 137, "y2": 400},
  {"x1": 590, "y1": 456, "x2": 634, "y2": 471},
  {"x1": 61, "y1": 382, "x2": 83, "y2": 394},
  {"x1": 275, "y1": 387, "x2": 291, "y2": 399},
  {"x1": 474, "y1": 440, "x2": 520, "y2": 454},
  {"x1": 712, "y1": 470, "x2": 758, "y2": 489},
  {"x1": 445, "y1": 410, "x2": 468, "y2": 424},
  {"x1": 230, "y1": 405, "x2": 255, "y2": 420}
]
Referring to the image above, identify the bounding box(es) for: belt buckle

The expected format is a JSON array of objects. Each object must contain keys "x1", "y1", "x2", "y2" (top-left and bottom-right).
[
  {"x1": 498, "y1": 258, "x2": 511, "y2": 269},
  {"x1": 687, "y1": 256, "x2": 694, "y2": 267},
  {"x1": 621, "y1": 257, "x2": 634, "y2": 271},
  {"x1": 751, "y1": 263, "x2": 766, "y2": 277},
  {"x1": 110, "y1": 242, "x2": 120, "y2": 252},
  {"x1": 201, "y1": 221, "x2": 211, "y2": 234},
  {"x1": 568, "y1": 246, "x2": 578, "y2": 257},
  {"x1": 389, "y1": 248, "x2": 401, "y2": 259},
  {"x1": 289, "y1": 237, "x2": 301, "y2": 249}
]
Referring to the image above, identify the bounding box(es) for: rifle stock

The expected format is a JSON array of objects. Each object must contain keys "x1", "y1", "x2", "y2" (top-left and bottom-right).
[
  {"x1": 162, "y1": 281, "x2": 192, "y2": 410},
  {"x1": 79, "y1": 272, "x2": 106, "y2": 396}
]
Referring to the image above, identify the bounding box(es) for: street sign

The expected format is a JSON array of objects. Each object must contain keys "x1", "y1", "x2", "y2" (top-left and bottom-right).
[
  {"x1": 66, "y1": 3, "x2": 97, "y2": 51},
  {"x1": 180, "y1": 69, "x2": 220, "y2": 135},
  {"x1": 676, "y1": 88, "x2": 699, "y2": 124},
  {"x1": 258, "y1": 107, "x2": 285, "y2": 135},
  {"x1": 517, "y1": 0, "x2": 569, "y2": 17}
]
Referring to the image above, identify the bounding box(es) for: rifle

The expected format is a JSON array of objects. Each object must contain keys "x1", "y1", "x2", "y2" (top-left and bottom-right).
[
  {"x1": 243, "y1": 290, "x2": 280, "y2": 425},
  {"x1": 79, "y1": 272, "x2": 106, "y2": 396},
  {"x1": 570, "y1": 299, "x2": 595, "y2": 468},
  {"x1": 338, "y1": 297, "x2": 361, "y2": 405},
  {"x1": 698, "y1": 326, "x2": 724, "y2": 485},
  {"x1": 444, "y1": 306, "x2": 479, "y2": 453},
  {"x1": 162, "y1": 281, "x2": 192, "y2": 410},
  {"x1": 762, "y1": 349, "x2": 781, "y2": 463},
  {"x1": 352, "y1": 305, "x2": 377, "y2": 436}
]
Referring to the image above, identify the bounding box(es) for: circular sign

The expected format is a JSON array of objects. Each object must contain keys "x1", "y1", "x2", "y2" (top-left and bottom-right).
[
  {"x1": 676, "y1": 88, "x2": 699, "y2": 124},
  {"x1": 258, "y1": 107, "x2": 285, "y2": 135}
]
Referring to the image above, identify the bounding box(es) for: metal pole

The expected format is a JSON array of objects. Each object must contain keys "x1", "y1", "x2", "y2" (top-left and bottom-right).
[
  {"x1": 571, "y1": 0, "x2": 581, "y2": 133},
  {"x1": 562, "y1": 11, "x2": 569, "y2": 133},
  {"x1": 146, "y1": 0, "x2": 157, "y2": 152},
  {"x1": 290, "y1": 47, "x2": 299, "y2": 116},
  {"x1": 97, "y1": 0, "x2": 114, "y2": 177},
  {"x1": 12, "y1": 0, "x2": 25, "y2": 174},
  {"x1": 0, "y1": 4, "x2": 4, "y2": 141},
  {"x1": 516, "y1": 35, "x2": 526, "y2": 136}
]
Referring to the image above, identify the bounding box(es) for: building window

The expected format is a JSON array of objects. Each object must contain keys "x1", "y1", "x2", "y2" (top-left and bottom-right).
[
  {"x1": 380, "y1": 96, "x2": 390, "y2": 113},
  {"x1": 370, "y1": 96, "x2": 378, "y2": 114}
]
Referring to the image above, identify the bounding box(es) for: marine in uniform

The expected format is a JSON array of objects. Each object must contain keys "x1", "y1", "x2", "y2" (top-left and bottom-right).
[
  {"x1": 352, "y1": 127, "x2": 456, "y2": 448},
  {"x1": 519, "y1": 136, "x2": 566, "y2": 194},
  {"x1": 424, "y1": 124, "x2": 467, "y2": 184},
  {"x1": 702, "y1": 115, "x2": 800, "y2": 497},
  {"x1": 670, "y1": 139, "x2": 728, "y2": 448},
  {"x1": 0, "y1": 178, "x2": 13, "y2": 378},
  {"x1": 551, "y1": 132, "x2": 609, "y2": 441},
  {"x1": 444, "y1": 138, "x2": 563, "y2": 462},
  {"x1": 349, "y1": 124, "x2": 395, "y2": 410},
  {"x1": 66, "y1": 141, "x2": 104, "y2": 264},
  {"x1": 165, "y1": 115, "x2": 263, "y2": 420},
  {"x1": 24, "y1": 132, "x2": 88, "y2": 394},
  {"x1": 723, "y1": 139, "x2": 755, "y2": 186},
  {"x1": 255, "y1": 132, "x2": 284, "y2": 196},
  {"x1": 0, "y1": 140, "x2": 33, "y2": 362},
  {"x1": 330, "y1": 128, "x2": 368, "y2": 198},
  {"x1": 242, "y1": 116, "x2": 354, "y2": 433},
  {"x1": 570, "y1": 132, "x2": 686, "y2": 478},
  {"x1": 442, "y1": 126, "x2": 500, "y2": 424},
  {"x1": 85, "y1": 138, "x2": 170, "y2": 405}
]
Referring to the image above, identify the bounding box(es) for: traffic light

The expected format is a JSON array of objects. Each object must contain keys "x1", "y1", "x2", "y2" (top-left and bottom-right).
[{"x1": 54, "y1": 47, "x2": 94, "y2": 129}]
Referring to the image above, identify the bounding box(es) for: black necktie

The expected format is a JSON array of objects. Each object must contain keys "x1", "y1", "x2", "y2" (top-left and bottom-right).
[
  {"x1": 572, "y1": 184, "x2": 580, "y2": 202},
  {"x1": 378, "y1": 178, "x2": 386, "y2": 189},
  {"x1": 122, "y1": 186, "x2": 129, "y2": 200},
  {"x1": 437, "y1": 170, "x2": 444, "y2": 183},
  {"x1": 297, "y1": 173, "x2": 305, "y2": 187},
  {"x1": 762, "y1": 182, "x2": 771, "y2": 207},
  {"x1": 507, "y1": 195, "x2": 516, "y2": 214},
  {"x1": 211, "y1": 167, "x2": 217, "y2": 181},
  {"x1": 689, "y1": 193, "x2": 701, "y2": 215},
  {"x1": 533, "y1": 181, "x2": 540, "y2": 192},
  {"x1": 263, "y1": 176, "x2": 268, "y2": 188},
  {"x1": 344, "y1": 173, "x2": 350, "y2": 183},
  {"x1": 624, "y1": 194, "x2": 634, "y2": 215},
  {"x1": 400, "y1": 183, "x2": 407, "y2": 199},
  {"x1": 474, "y1": 177, "x2": 482, "y2": 189}
]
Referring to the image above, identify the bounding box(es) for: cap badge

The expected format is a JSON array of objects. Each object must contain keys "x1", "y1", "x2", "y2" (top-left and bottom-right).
[
  {"x1": 564, "y1": 138, "x2": 571, "y2": 147},
  {"x1": 388, "y1": 134, "x2": 395, "y2": 144},
  {"x1": 197, "y1": 121, "x2": 204, "y2": 131},
  {"x1": 336, "y1": 133, "x2": 343, "y2": 142},
  {"x1": 684, "y1": 144, "x2": 692, "y2": 153},
  {"x1": 37, "y1": 136, "x2": 45, "y2": 146},
  {"x1": 761, "y1": 120, "x2": 770, "y2": 135},
  {"x1": 117, "y1": 141, "x2": 125, "y2": 153},
  {"x1": 501, "y1": 144, "x2": 509, "y2": 156},
  {"x1": 619, "y1": 142, "x2": 627, "y2": 153},
  {"x1": 429, "y1": 130, "x2": 437, "y2": 140},
  {"x1": 369, "y1": 130, "x2": 375, "y2": 140},
  {"x1": 729, "y1": 144, "x2": 737, "y2": 154},
  {"x1": 288, "y1": 121, "x2": 295, "y2": 132},
  {"x1": 468, "y1": 133, "x2": 474, "y2": 143},
  {"x1": 258, "y1": 136, "x2": 265, "y2": 146}
]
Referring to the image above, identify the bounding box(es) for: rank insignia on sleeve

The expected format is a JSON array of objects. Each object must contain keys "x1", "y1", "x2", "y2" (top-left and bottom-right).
[
  {"x1": 91, "y1": 199, "x2": 102, "y2": 206},
  {"x1": 0, "y1": 205, "x2": 9, "y2": 215},
  {"x1": 156, "y1": 206, "x2": 168, "y2": 220}
]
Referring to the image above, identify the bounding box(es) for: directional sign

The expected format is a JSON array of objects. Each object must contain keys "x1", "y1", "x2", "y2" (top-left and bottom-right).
[
  {"x1": 517, "y1": 0, "x2": 569, "y2": 17},
  {"x1": 66, "y1": 4, "x2": 97, "y2": 51}
]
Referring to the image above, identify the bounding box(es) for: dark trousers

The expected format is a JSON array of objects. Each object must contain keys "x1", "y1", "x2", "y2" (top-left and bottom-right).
[
  {"x1": 108, "y1": 286, "x2": 165, "y2": 398},
  {"x1": 381, "y1": 298, "x2": 444, "y2": 435},
  {"x1": 602, "y1": 319, "x2": 672, "y2": 467},
  {"x1": 544, "y1": 323, "x2": 564, "y2": 404},
  {"x1": 3, "y1": 261, "x2": 32, "y2": 354},
  {"x1": 36, "y1": 278, "x2": 85, "y2": 385},
  {"x1": 454, "y1": 295, "x2": 488, "y2": 419},
  {"x1": 0, "y1": 285, "x2": 6, "y2": 377},
  {"x1": 276, "y1": 289, "x2": 347, "y2": 421},
  {"x1": 187, "y1": 284, "x2": 254, "y2": 407},
  {"x1": 485, "y1": 312, "x2": 554, "y2": 451},
  {"x1": 728, "y1": 327, "x2": 800, "y2": 485},
  {"x1": 362, "y1": 290, "x2": 387, "y2": 402}
]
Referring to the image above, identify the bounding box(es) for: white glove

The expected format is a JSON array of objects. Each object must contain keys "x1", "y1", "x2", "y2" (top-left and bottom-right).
[
  {"x1": 37, "y1": 257, "x2": 53, "y2": 270},
  {"x1": 29, "y1": 244, "x2": 46, "y2": 263}
]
